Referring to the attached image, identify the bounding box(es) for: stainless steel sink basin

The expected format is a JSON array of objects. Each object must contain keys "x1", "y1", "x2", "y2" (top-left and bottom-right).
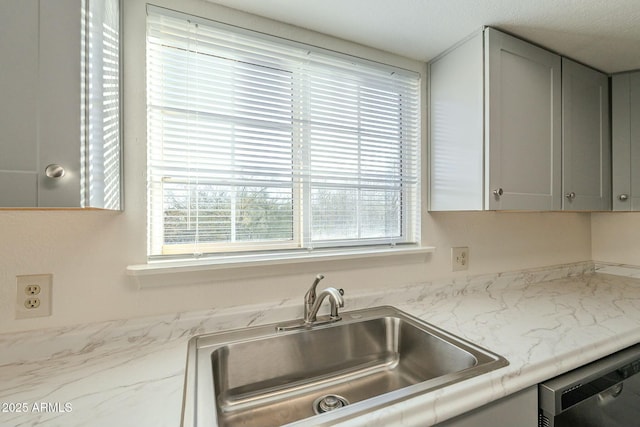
[{"x1": 181, "y1": 306, "x2": 508, "y2": 427}]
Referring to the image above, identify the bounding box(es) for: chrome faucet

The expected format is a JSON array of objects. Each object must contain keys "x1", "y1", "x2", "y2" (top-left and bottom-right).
[{"x1": 276, "y1": 274, "x2": 345, "y2": 331}]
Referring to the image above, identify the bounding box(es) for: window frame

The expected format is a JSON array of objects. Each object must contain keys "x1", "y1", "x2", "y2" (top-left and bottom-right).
[{"x1": 145, "y1": 5, "x2": 421, "y2": 260}]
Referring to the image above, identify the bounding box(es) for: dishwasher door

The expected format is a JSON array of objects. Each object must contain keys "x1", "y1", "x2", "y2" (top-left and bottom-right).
[{"x1": 539, "y1": 344, "x2": 640, "y2": 427}]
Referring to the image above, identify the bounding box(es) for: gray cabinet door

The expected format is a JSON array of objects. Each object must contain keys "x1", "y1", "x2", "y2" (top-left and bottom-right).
[
  {"x1": 0, "y1": 0, "x2": 121, "y2": 209},
  {"x1": 0, "y1": 0, "x2": 82, "y2": 208},
  {"x1": 612, "y1": 71, "x2": 640, "y2": 211},
  {"x1": 37, "y1": 0, "x2": 84, "y2": 207},
  {"x1": 0, "y1": 0, "x2": 40, "y2": 207},
  {"x1": 562, "y1": 58, "x2": 611, "y2": 211},
  {"x1": 485, "y1": 28, "x2": 562, "y2": 211}
]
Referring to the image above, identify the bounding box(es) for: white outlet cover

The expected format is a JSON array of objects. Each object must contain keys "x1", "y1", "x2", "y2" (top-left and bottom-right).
[
  {"x1": 451, "y1": 247, "x2": 469, "y2": 272},
  {"x1": 16, "y1": 274, "x2": 52, "y2": 319}
]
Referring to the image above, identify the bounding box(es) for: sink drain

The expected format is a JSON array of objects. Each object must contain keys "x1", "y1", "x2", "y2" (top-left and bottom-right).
[{"x1": 313, "y1": 394, "x2": 350, "y2": 414}]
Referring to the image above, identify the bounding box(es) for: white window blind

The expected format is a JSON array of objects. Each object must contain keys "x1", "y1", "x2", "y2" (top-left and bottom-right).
[{"x1": 146, "y1": 6, "x2": 421, "y2": 258}]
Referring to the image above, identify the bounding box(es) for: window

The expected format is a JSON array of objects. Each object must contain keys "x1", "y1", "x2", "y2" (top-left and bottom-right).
[{"x1": 146, "y1": 6, "x2": 421, "y2": 259}]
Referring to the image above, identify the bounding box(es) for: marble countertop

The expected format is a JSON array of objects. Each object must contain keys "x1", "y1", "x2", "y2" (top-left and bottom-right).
[{"x1": 2, "y1": 261, "x2": 640, "y2": 427}]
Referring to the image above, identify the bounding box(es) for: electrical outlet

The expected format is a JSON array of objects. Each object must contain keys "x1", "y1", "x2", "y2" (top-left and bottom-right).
[
  {"x1": 451, "y1": 247, "x2": 469, "y2": 272},
  {"x1": 16, "y1": 274, "x2": 52, "y2": 319},
  {"x1": 25, "y1": 284, "x2": 41, "y2": 295},
  {"x1": 24, "y1": 298, "x2": 41, "y2": 309}
]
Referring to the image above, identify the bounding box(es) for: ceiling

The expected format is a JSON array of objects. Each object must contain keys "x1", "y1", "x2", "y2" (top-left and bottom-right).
[{"x1": 206, "y1": 0, "x2": 640, "y2": 74}]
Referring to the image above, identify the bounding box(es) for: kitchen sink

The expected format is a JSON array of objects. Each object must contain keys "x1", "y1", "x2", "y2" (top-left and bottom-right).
[{"x1": 181, "y1": 306, "x2": 508, "y2": 427}]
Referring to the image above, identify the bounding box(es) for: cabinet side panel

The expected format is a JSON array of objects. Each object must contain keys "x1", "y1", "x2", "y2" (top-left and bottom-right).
[
  {"x1": 86, "y1": 0, "x2": 122, "y2": 210},
  {"x1": 429, "y1": 32, "x2": 483, "y2": 211}
]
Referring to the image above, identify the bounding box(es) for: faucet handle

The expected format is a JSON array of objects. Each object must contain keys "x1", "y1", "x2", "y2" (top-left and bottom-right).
[
  {"x1": 304, "y1": 274, "x2": 325, "y2": 319},
  {"x1": 311, "y1": 274, "x2": 325, "y2": 290},
  {"x1": 306, "y1": 274, "x2": 325, "y2": 302}
]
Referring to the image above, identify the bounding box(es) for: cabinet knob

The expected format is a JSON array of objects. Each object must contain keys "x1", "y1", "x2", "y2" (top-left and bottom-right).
[
  {"x1": 493, "y1": 188, "x2": 503, "y2": 197},
  {"x1": 45, "y1": 164, "x2": 66, "y2": 179},
  {"x1": 565, "y1": 192, "x2": 576, "y2": 201},
  {"x1": 619, "y1": 194, "x2": 629, "y2": 201}
]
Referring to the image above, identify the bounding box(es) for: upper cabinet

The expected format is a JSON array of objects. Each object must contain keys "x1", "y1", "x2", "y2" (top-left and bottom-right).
[
  {"x1": 561, "y1": 58, "x2": 610, "y2": 211},
  {"x1": 429, "y1": 27, "x2": 611, "y2": 212},
  {"x1": 0, "y1": 0, "x2": 121, "y2": 209},
  {"x1": 430, "y1": 28, "x2": 561, "y2": 211},
  {"x1": 612, "y1": 71, "x2": 640, "y2": 211},
  {"x1": 484, "y1": 28, "x2": 562, "y2": 211}
]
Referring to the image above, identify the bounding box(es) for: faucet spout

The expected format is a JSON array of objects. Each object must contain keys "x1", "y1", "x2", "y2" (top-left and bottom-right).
[{"x1": 305, "y1": 287, "x2": 344, "y2": 324}]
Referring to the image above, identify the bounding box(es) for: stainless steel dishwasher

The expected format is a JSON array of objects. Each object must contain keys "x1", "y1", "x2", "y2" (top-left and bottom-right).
[{"x1": 539, "y1": 344, "x2": 640, "y2": 427}]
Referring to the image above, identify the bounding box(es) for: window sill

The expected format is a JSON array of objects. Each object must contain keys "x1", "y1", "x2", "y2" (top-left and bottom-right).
[{"x1": 126, "y1": 245, "x2": 435, "y2": 289}]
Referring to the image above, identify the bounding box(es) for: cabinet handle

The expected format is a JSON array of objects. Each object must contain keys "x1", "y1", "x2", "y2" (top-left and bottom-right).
[
  {"x1": 45, "y1": 164, "x2": 66, "y2": 179},
  {"x1": 619, "y1": 194, "x2": 629, "y2": 201},
  {"x1": 493, "y1": 188, "x2": 503, "y2": 197},
  {"x1": 565, "y1": 192, "x2": 576, "y2": 201}
]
